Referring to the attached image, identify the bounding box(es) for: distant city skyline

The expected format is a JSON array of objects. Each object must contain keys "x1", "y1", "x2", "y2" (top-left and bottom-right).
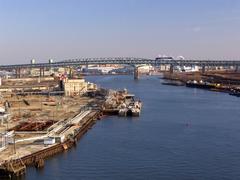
[{"x1": 0, "y1": 0, "x2": 240, "y2": 64}]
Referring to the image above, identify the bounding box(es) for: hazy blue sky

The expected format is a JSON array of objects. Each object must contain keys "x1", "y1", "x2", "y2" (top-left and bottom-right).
[{"x1": 0, "y1": 0, "x2": 240, "y2": 64}]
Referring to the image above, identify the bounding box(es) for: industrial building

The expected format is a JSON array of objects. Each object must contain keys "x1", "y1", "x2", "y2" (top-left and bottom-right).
[{"x1": 63, "y1": 78, "x2": 97, "y2": 96}]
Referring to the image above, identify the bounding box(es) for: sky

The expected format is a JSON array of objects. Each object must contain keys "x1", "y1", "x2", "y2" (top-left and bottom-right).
[{"x1": 0, "y1": 0, "x2": 240, "y2": 64}]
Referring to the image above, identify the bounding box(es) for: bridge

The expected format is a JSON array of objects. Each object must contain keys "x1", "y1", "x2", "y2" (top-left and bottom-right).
[{"x1": 0, "y1": 57, "x2": 240, "y2": 79}]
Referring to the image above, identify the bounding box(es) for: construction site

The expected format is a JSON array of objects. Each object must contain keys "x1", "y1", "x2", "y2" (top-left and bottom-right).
[
  {"x1": 0, "y1": 72, "x2": 142, "y2": 178},
  {"x1": 0, "y1": 75, "x2": 101, "y2": 177}
]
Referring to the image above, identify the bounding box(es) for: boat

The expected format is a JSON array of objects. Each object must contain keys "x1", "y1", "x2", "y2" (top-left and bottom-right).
[
  {"x1": 161, "y1": 81, "x2": 184, "y2": 86},
  {"x1": 186, "y1": 80, "x2": 217, "y2": 89},
  {"x1": 229, "y1": 89, "x2": 240, "y2": 97},
  {"x1": 118, "y1": 101, "x2": 142, "y2": 117}
]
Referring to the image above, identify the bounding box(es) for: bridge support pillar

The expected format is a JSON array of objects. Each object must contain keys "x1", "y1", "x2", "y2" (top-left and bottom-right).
[
  {"x1": 69, "y1": 67, "x2": 73, "y2": 78},
  {"x1": 134, "y1": 66, "x2": 139, "y2": 80},
  {"x1": 201, "y1": 65, "x2": 206, "y2": 74},
  {"x1": 39, "y1": 67, "x2": 45, "y2": 77},
  {"x1": 15, "y1": 68, "x2": 18, "y2": 78},
  {"x1": 235, "y1": 66, "x2": 239, "y2": 72},
  {"x1": 169, "y1": 65, "x2": 174, "y2": 74},
  {"x1": 15, "y1": 68, "x2": 21, "y2": 78},
  {"x1": 40, "y1": 68, "x2": 42, "y2": 77}
]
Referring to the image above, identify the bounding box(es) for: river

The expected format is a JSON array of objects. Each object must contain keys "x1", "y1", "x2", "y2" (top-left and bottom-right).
[{"x1": 25, "y1": 75, "x2": 240, "y2": 180}]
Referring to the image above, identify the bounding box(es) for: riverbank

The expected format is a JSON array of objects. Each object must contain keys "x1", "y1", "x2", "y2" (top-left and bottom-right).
[
  {"x1": 162, "y1": 71, "x2": 240, "y2": 96},
  {"x1": 0, "y1": 93, "x2": 104, "y2": 178},
  {"x1": 0, "y1": 109, "x2": 101, "y2": 178}
]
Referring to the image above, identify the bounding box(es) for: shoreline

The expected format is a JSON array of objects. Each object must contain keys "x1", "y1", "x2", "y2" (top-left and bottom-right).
[
  {"x1": 0, "y1": 109, "x2": 102, "y2": 178},
  {"x1": 161, "y1": 71, "x2": 240, "y2": 96}
]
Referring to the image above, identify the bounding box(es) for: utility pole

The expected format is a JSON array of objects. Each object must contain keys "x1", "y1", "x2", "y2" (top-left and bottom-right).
[
  {"x1": 17, "y1": 95, "x2": 21, "y2": 117},
  {"x1": 13, "y1": 132, "x2": 16, "y2": 155},
  {"x1": 40, "y1": 96, "x2": 43, "y2": 111},
  {"x1": 6, "y1": 116, "x2": 9, "y2": 132}
]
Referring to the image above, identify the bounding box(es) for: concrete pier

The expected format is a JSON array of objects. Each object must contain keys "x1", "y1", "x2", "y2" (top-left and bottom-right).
[
  {"x1": 40, "y1": 67, "x2": 45, "y2": 77},
  {"x1": 15, "y1": 68, "x2": 21, "y2": 78},
  {"x1": 202, "y1": 65, "x2": 206, "y2": 73},
  {"x1": 69, "y1": 67, "x2": 73, "y2": 78},
  {"x1": 134, "y1": 66, "x2": 139, "y2": 80},
  {"x1": 169, "y1": 65, "x2": 174, "y2": 74},
  {"x1": 235, "y1": 66, "x2": 239, "y2": 72}
]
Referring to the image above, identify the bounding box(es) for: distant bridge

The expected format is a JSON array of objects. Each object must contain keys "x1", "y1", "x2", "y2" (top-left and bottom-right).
[
  {"x1": 0, "y1": 57, "x2": 240, "y2": 79},
  {"x1": 1, "y1": 57, "x2": 240, "y2": 69}
]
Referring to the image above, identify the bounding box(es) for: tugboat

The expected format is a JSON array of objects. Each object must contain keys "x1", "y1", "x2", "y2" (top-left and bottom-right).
[
  {"x1": 118, "y1": 100, "x2": 142, "y2": 117},
  {"x1": 103, "y1": 88, "x2": 142, "y2": 117},
  {"x1": 118, "y1": 93, "x2": 142, "y2": 117},
  {"x1": 162, "y1": 80, "x2": 184, "y2": 86}
]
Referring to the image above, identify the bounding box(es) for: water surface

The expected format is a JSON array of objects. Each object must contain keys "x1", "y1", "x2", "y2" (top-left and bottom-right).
[{"x1": 25, "y1": 75, "x2": 240, "y2": 180}]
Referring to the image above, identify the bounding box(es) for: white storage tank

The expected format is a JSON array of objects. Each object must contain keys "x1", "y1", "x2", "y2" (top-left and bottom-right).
[
  {"x1": 49, "y1": 59, "x2": 53, "y2": 64},
  {"x1": 31, "y1": 59, "x2": 36, "y2": 64}
]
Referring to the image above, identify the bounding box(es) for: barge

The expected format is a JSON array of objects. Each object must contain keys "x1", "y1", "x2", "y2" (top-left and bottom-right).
[
  {"x1": 186, "y1": 80, "x2": 218, "y2": 89},
  {"x1": 161, "y1": 81, "x2": 184, "y2": 86}
]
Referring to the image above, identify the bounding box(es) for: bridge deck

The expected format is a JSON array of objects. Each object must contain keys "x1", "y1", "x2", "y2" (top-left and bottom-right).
[{"x1": 1, "y1": 58, "x2": 240, "y2": 70}]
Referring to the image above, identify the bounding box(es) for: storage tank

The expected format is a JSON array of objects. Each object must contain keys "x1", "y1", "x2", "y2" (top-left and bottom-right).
[{"x1": 49, "y1": 59, "x2": 53, "y2": 64}]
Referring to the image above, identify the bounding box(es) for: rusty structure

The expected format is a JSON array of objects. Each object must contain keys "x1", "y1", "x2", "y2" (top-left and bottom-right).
[{"x1": 10, "y1": 120, "x2": 55, "y2": 132}]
